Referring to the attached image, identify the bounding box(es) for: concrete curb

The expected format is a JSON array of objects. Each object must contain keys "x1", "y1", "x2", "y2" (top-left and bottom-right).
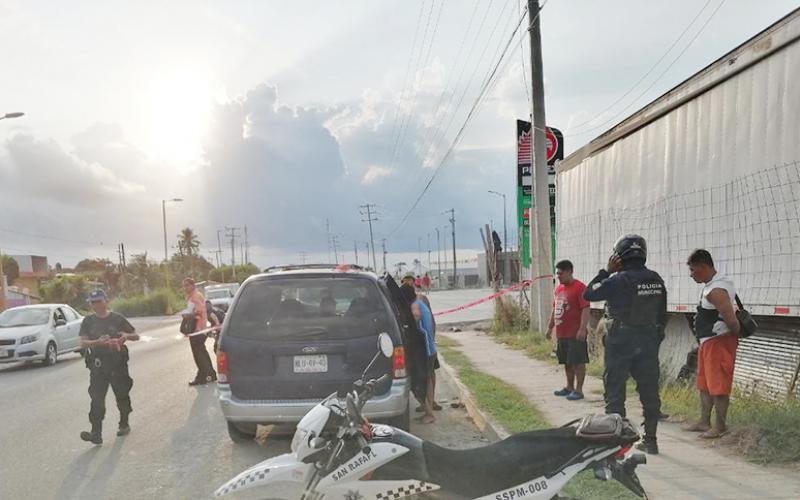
[{"x1": 437, "y1": 351, "x2": 510, "y2": 442}]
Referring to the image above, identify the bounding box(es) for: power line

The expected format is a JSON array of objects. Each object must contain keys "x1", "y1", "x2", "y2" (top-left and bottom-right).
[
  {"x1": 417, "y1": 0, "x2": 512, "y2": 172},
  {"x1": 385, "y1": 0, "x2": 428, "y2": 162},
  {"x1": 388, "y1": 0, "x2": 439, "y2": 166},
  {"x1": 565, "y1": 0, "x2": 714, "y2": 133},
  {"x1": 518, "y1": 0, "x2": 531, "y2": 109},
  {"x1": 567, "y1": 0, "x2": 727, "y2": 137},
  {"x1": 359, "y1": 203, "x2": 379, "y2": 271},
  {"x1": 390, "y1": 0, "x2": 447, "y2": 169},
  {"x1": 389, "y1": 1, "x2": 540, "y2": 236}
]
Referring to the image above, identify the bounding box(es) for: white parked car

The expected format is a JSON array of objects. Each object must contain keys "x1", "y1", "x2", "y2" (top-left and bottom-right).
[
  {"x1": 0, "y1": 304, "x2": 84, "y2": 366},
  {"x1": 205, "y1": 285, "x2": 238, "y2": 311}
]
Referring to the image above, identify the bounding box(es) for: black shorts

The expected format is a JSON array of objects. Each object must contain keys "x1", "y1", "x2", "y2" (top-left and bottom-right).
[
  {"x1": 556, "y1": 338, "x2": 589, "y2": 366},
  {"x1": 427, "y1": 355, "x2": 440, "y2": 373}
]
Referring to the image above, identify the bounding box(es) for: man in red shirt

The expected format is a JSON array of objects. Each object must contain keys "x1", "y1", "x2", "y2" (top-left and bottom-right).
[{"x1": 546, "y1": 260, "x2": 591, "y2": 400}]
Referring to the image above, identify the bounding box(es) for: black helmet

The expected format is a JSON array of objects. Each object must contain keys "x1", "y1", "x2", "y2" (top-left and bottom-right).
[{"x1": 613, "y1": 234, "x2": 647, "y2": 262}]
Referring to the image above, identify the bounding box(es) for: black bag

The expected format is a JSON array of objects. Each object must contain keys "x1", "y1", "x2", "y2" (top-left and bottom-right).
[
  {"x1": 734, "y1": 295, "x2": 758, "y2": 338},
  {"x1": 180, "y1": 315, "x2": 196, "y2": 335},
  {"x1": 575, "y1": 414, "x2": 639, "y2": 444}
]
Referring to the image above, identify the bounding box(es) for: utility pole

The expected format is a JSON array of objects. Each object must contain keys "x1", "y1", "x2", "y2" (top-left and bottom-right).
[
  {"x1": 436, "y1": 228, "x2": 442, "y2": 286},
  {"x1": 217, "y1": 230, "x2": 223, "y2": 266},
  {"x1": 354, "y1": 240, "x2": 359, "y2": 265},
  {"x1": 226, "y1": 226, "x2": 240, "y2": 281},
  {"x1": 326, "y1": 219, "x2": 332, "y2": 263},
  {"x1": 299, "y1": 252, "x2": 307, "y2": 264},
  {"x1": 0, "y1": 249, "x2": 6, "y2": 312},
  {"x1": 427, "y1": 233, "x2": 432, "y2": 270},
  {"x1": 331, "y1": 235, "x2": 340, "y2": 264},
  {"x1": 244, "y1": 225, "x2": 249, "y2": 264},
  {"x1": 446, "y1": 209, "x2": 456, "y2": 289},
  {"x1": 359, "y1": 204, "x2": 378, "y2": 271},
  {"x1": 381, "y1": 239, "x2": 387, "y2": 274},
  {"x1": 528, "y1": 0, "x2": 554, "y2": 332}
]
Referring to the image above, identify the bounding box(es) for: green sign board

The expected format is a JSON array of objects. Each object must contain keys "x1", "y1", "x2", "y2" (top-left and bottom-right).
[{"x1": 516, "y1": 120, "x2": 562, "y2": 269}]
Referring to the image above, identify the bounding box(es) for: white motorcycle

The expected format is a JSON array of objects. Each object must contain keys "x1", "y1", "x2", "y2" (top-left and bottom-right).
[{"x1": 216, "y1": 333, "x2": 648, "y2": 500}]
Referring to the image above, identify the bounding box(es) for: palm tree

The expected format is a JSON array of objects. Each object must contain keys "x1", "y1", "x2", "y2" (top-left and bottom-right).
[{"x1": 177, "y1": 228, "x2": 200, "y2": 257}]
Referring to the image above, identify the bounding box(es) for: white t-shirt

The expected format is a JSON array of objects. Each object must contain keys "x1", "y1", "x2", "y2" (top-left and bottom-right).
[{"x1": 699, "y1": 272, "x2": 737, "y2": 341}]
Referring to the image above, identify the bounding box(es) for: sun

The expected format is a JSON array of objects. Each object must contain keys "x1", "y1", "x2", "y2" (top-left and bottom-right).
[{"x1": 145, "y1": 69, "x2": 212, "y2": 166}]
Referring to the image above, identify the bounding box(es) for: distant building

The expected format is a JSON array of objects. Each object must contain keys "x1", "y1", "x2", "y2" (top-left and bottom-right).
[
  {"x1": 4, "y1": 286, "x2": 41, "y2": 308},
  {"x1": 10, "y1": 255, "x2": 49, "y2": 296}
]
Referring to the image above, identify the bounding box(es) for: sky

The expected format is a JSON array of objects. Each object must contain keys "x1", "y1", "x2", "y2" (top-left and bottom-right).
[{"x1": 1, "y1": 0, "x2": 797, "y2": 271}]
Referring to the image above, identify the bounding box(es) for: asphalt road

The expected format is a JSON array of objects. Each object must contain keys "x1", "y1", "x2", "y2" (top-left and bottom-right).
[{"x1": 0, "y1": 292, "x2": 492, "y2": 500}]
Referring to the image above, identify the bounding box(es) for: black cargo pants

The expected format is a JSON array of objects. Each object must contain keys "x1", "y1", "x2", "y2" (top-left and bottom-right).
[
  {"x1": 603, "y1": 324, "x2": 662, "y2": 438},
  {"x1": 88, "y1": 357, "x2": 133, "y2": 428}
]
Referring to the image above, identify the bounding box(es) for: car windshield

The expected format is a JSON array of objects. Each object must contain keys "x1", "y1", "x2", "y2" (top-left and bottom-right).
[
  {"x1": 228, "y1": 277, "x2": 392, "y2": 340},
  {"x1": 206, "y1": 289, "x2": 230, "y2": 300},
  {"x1": 0, "y1": 308, "x2": 50, "y2": 328}
]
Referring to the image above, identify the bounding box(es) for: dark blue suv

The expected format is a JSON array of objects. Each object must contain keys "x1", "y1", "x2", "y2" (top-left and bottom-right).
[{"x1": 217, "y1": 265, "x2": 414, "y2": 442}]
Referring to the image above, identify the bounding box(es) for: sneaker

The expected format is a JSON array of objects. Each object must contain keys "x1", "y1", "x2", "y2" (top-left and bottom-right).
[
  {"x1": 636, "y1": 438, "x2": 659, "y2": 455},
  {"x1": 554, "y1": 388, "x2": 572, "y2": 397},
  {"x1": 80, "y1": 431, "x2": 103, "y2": 445},
  {"x1": 566, "y1": 391, "x2": 584, "y2": 401},
  {"x1": 117, "y1": 424, "x2": 131, "y2": 436}
]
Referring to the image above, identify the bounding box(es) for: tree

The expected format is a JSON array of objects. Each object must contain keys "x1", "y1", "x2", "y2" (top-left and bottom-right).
[
  {"x1": 177, "y1": 227, "x2": 200, "y2": 257},
  {"x1": 0, "y1": 255, "x2": 19, "y2": 285},
  {"x1": 209, "y1": 264, "x2": 260, "y2": 284},
  {"x1": 75, "y1": 258, "x2": 116, "y2": 274}
]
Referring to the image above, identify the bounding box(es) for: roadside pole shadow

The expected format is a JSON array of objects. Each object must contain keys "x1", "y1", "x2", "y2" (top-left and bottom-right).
[{"x1": 54, "y1": 446, "x2": 101, "y2": 500}]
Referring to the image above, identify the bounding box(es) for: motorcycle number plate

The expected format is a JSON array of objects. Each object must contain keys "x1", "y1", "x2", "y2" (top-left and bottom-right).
[{"x1": 293, "y1": 355, "x2": 328, "y2": 373}]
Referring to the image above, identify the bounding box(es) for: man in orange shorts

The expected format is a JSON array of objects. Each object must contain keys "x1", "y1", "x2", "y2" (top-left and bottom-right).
[{"x1": 684, "y1": 250, "x2": 740, "y2": 439}]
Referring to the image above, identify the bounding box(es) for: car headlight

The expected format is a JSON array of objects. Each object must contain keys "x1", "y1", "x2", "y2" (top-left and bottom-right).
[{"x1": 20, "y1": 334, "x2": 40, "y2": 344}]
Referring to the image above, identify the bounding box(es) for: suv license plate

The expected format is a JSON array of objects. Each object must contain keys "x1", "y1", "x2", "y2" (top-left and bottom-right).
[{"x1": 293, "y1": 355, "x2": 328, "y2": 373}]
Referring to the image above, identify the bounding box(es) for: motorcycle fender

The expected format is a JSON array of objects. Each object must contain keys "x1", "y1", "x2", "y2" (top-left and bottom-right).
[
  {"x1": 317, "y1": 442, "x2": 409, "y2": 489},
  {"x1": 214, "y1": 453, "x2": 312, "y2": 497},
  {"x1": 324, "y1": 480, "x2": 439, "y2": 499}
]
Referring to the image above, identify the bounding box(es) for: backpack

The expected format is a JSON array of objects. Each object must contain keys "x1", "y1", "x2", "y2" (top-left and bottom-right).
[{"x1": 180, "y1": 315, "x2": 196, "y2": 335}]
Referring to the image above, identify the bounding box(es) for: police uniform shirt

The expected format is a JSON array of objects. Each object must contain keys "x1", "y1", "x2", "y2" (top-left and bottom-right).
[{"x1": 80, "y1": 312, "x2": 135, "y2": 357}]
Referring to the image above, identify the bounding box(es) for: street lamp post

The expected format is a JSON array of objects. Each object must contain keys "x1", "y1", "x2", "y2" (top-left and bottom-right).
[
  {"x1": 162, "y1": 198, "x2": 183, "y2": 261},
  {"x1": 0, "y1": 112, "x2": 24, "y2": 310},
  {"x1": 488, "y1": 190, "x2": 507, "y2": 251}
]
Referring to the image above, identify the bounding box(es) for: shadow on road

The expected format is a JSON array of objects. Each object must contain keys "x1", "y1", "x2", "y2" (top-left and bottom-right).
[{"x1": 0, "y1": 353, "x2": 83, "y2": 375}]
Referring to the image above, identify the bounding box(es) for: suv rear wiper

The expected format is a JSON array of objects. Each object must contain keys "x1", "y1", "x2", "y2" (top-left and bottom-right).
[{"x1": 269, "y1": 327, "x2": 329, "y2": 340}]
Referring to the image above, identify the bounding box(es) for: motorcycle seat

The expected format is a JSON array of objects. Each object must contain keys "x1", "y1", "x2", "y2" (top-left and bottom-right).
[{"x1": 423, "y1": 427, "x2": 615, "y2": 497}]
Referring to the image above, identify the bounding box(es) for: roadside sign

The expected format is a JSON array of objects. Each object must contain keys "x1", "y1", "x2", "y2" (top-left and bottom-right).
[{"x1": 516, "y1": 120, "x2": 563, "y2": 269}]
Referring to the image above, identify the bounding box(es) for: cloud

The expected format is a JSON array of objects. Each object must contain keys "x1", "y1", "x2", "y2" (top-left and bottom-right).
[
  {"x1": 361, "y1": 165, "x2": 393, "y2": 185},
  {"x1": 1, "y1": 133, "x2": 145, "y2": 206}
]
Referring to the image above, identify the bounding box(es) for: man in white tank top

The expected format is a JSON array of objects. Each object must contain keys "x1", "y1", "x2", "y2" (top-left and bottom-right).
[{"x1": 684, "y1": 250, "x2": 740, "y2": 439}]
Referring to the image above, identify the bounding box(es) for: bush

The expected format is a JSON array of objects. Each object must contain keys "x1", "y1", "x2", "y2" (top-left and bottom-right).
[
  {"x1": 494, "y1": 295, "x2": 529, "y2": 332},
  {"x1": 40, "y1": 275, "x2": 91, "y2": 311},
  {"x1": 208, "y1": 264, "x2": 260, "y2": 284},
  {"x1": 110, "y1": 288, "x2": 183, "y2": 317}
]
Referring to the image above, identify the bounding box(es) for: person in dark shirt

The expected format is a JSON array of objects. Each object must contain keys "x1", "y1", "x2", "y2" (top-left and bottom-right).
[
  {"x1": 79, "y1": 289, "x2": 139, "y2": 445},
  {"x1": 583, "y1": 234, "x2": 666, "y2": 455}
]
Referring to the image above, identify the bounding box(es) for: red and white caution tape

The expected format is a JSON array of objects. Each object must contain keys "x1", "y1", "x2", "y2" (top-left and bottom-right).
[{"x1": 432, "y1": 275, "x2": 552, "y2": 317}]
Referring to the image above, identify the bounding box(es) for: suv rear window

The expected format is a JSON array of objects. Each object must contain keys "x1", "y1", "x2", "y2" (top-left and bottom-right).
[{"x1": 228, "y1": 277, "x2": 393, "y2": 341}]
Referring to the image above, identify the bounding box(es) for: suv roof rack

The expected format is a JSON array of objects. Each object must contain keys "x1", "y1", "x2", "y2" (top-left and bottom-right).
[{"x1": 262, "y1": 263, "x2": 369, "y2": 273}]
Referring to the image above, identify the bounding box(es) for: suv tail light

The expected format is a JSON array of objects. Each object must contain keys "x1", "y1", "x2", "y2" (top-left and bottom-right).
[
  {"x1": 217, "y1": 351, "x2": 229, "y2": 384},
  {"x1": 392, "y1": 346, "x2": 406, "y2": 379}
]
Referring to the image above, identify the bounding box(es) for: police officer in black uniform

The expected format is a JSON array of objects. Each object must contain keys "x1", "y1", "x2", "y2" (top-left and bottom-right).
[
  {"x1": 79, "y1": 290, "x2": 139, "y2": 445},
  {"x1": 583, "y1": 234, "x2": 667, "y2": 454}
]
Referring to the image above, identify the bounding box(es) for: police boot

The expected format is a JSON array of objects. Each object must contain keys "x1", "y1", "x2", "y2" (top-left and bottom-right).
[
  {"x1": 117, "y1": 413, "x2": 131, "y2": 436},
  {"x1": 635, "y1": 436, "x2": 659, "y2": 455},
  {"x1": 80, "y1": 424, "x2": 103, "y2": 445}
]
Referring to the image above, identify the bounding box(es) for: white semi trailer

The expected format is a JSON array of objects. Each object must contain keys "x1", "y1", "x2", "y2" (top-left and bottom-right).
[{"x1": 556, "y1": 8, "x2": 800, "y2": 396}]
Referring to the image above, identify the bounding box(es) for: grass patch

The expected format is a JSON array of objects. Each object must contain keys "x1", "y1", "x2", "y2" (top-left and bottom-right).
[
  {"x1": 661, "y1": 382, "x2": 800, "y2": 464},
  {"x1": 438, "y1": 337, "x2": 638, "y2": 499}
]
